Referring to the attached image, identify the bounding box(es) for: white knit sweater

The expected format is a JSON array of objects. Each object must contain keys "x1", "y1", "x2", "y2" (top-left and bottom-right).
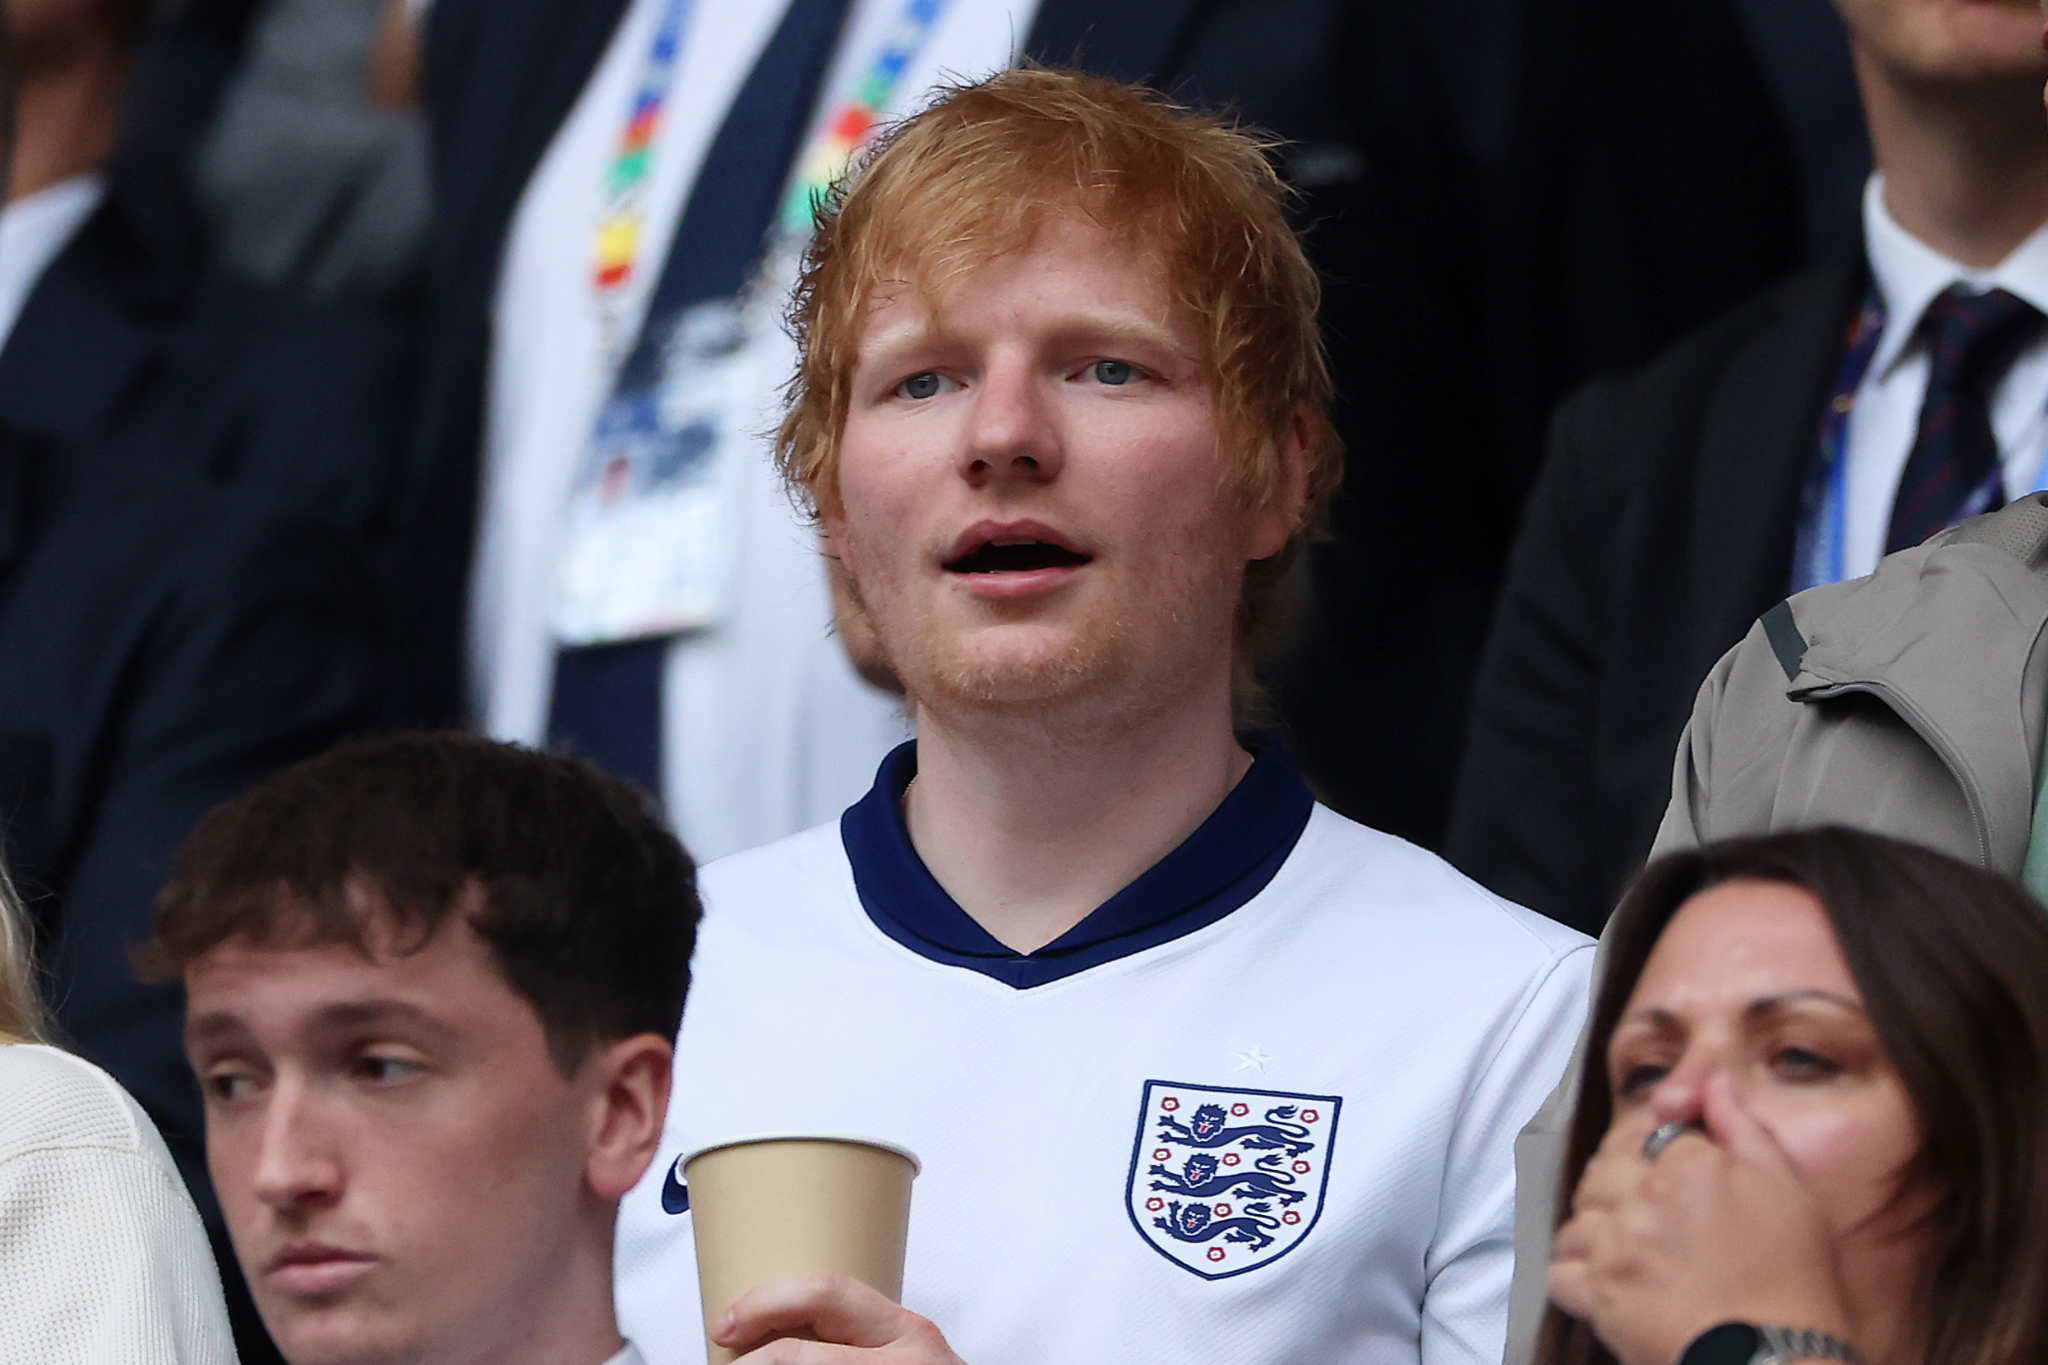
[{"x1": 0, "y1": 1043, "x2": 236, "y2": 1364}]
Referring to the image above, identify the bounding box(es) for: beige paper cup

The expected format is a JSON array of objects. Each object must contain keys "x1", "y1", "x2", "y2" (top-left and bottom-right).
[{"x1": 683, "y1": 1132, "x2": 920, "y2": 1365}]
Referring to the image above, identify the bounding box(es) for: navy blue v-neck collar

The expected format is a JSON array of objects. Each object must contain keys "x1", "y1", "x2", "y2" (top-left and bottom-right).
[{"x1": 840, "y1": 741, "x2": 1316, "y2": 988}]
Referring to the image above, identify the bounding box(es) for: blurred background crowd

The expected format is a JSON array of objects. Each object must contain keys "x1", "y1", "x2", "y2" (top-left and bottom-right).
[{"x1": 8, "y1": 0, "x2": 2042, "y2": 1360}]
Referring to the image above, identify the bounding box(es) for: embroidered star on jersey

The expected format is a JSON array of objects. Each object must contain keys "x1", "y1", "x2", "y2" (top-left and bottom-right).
[{"x1": 1232, "y1": 1045, "x2": 1273, "y2": 1073}]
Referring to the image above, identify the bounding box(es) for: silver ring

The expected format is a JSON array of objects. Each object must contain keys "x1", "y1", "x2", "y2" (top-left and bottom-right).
[{"x1": 1642, "y1": 1121, "x2": 1692, "y2": 1161}]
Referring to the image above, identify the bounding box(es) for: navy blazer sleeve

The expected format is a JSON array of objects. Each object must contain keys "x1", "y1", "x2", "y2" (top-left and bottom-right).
[{"x1": 0, "y1": 479, "x2": 389, "y2": 1177}]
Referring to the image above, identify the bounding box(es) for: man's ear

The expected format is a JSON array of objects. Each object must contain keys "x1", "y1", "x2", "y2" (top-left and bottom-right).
[
  {"x1": 1248, "y1": 405, "x2": 1315, "y2": 561},
  {"x1": 583, "y1": 1033, "x2": 673, "y2": 1201}
]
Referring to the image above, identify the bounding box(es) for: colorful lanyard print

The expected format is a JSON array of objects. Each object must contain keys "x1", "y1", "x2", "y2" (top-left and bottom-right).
[
  {"x1": 592, "y1": 0, "x2": 951, "y2": 351},
  {"x1": 776, "y1": 0, "x2": 952, "y2": 236},
  {"x1": 593, "y1": 0, "x2": 697, "y2": 354}
]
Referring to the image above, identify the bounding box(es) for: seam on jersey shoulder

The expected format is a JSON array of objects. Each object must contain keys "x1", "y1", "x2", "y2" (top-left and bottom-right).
[
  {"x1": 1461, "y1": 876, "x2": 1595, "y2": 957},
  {"x1": 1432, "y1": 940, "x2": 1596, "y2": 1219},
  {"x1": 1309, "y1": 818, "x2": 1589, "y2": 959}
]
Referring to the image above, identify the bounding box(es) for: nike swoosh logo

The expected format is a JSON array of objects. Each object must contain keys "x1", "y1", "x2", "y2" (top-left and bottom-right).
[{"x1": 661, "y1": 1154, "x2": 690, "y2": 1215}]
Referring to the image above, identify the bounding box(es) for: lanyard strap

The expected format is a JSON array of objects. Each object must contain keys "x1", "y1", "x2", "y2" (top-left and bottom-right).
[
  {"x1": 593, "y1": 0, "x2": 698, "y2": 357},
  {"x1": 610, "y1": 0, "x2": 856, "y2": 397},
  {"x1": 592, "y1": 0, "x2": 951, "y2": 339},
  {"x1": 777, "y1": 0, "x2": 953, "y2": 236},
  {"x1": 1790, "y1": 290, "x2": 1887, "y2": 594}
]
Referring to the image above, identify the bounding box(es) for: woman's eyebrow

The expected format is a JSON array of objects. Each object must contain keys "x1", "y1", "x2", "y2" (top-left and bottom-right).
[
  {"x1": 1618, "y1": 988, "x2": 1868, "y2": 1032},
  {"x1": 1745, "y1": 990, "x2": 1867, "y2": 1021},
  {"x1": 1614, "y1": 1005, "x2": 1681, "y2": 1034}
]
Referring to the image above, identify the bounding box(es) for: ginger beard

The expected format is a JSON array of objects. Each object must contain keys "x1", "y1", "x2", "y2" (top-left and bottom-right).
[
  {"x1": 822, "y1": 214, "x2": 1286, "y2": 734},
  {"x1": 839, "y1": 505, "x2": 1240, "y2": 725}
]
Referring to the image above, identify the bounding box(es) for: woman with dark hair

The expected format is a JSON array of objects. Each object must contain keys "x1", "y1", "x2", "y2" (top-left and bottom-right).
[{"x1": 1541, "y1": 826, "x2": 2048, "y2": 1365}]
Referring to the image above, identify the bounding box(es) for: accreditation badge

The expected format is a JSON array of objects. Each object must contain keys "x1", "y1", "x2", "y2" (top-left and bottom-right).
[{"x1": 552, "y1": 297, "x2": 759, "y2": 646}]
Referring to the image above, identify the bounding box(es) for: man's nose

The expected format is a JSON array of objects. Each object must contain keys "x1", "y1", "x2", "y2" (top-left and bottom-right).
[
  {"x1": 248, "y1": 1076, "x2": 344, "y2": 1213},
  {"x1": 959, "y1": 355, "x2": 1062, "y2": 486}
]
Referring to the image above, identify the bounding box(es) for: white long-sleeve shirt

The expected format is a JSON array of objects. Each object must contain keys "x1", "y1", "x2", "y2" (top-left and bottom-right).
[{"x1": 0, "y1": 1043, "x2": 236, "y2": 1365}]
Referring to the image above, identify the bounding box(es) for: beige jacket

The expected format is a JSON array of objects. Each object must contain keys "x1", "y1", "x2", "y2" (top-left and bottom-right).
[{"x1": 1503, "y1": 492, "x2": 2048, "y2": 1365}]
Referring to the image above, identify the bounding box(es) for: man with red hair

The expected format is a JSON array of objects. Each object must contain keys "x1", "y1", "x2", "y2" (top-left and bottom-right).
[{"x1": 616, "y1": 70, "x2": 1594, "y2": 1365}]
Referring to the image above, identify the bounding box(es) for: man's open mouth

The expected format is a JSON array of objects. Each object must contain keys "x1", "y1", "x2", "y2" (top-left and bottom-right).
[{"x1": 945, "y1": 540, "x2": 1093, "y2": 574}]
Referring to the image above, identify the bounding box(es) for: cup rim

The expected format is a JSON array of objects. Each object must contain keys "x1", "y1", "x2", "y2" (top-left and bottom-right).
[{"x1": 679, "y1": 1131, "x2": 922, "y2": 1176}]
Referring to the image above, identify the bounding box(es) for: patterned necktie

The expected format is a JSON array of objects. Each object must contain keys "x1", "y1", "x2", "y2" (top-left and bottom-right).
[{"x1": 1884, "y1": 285, "x2": 2047, "y2": 554}]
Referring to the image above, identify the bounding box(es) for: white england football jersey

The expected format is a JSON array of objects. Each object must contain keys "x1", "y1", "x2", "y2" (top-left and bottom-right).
[{"x1": 616, "y1": 744, "x2": 1593, "y2": 1365}]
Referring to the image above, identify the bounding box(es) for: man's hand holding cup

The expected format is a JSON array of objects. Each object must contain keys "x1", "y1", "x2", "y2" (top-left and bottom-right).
[{"x1": 714, "y1": 1272, "x2": 966, "y2": 1365}]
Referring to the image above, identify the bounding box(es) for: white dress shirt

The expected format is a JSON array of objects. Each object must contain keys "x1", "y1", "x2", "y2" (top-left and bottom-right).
[
  {"x1": 0, "y1": 174, "x2": 104, "y2": 352},
  {"x1": 478, "y1": 0, "x2": 1041, "y2": 862},
  {"x1": 1837, "y1": 174, "x2": 2048, "y2": 580}
]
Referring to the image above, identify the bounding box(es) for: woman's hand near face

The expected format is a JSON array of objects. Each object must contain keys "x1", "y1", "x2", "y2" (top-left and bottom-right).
[
  {"x1": 714, "y1": 1272, "x2": 968, "y2": 1365},
  {"x1": 1549, "y1": 1075, "x2": 1854, "y2": 1365}
]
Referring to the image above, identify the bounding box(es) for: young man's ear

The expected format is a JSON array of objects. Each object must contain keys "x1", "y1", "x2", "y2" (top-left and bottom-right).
[{"x1": 584, "y1": 1034, "x2": 674, "y2": 1201}]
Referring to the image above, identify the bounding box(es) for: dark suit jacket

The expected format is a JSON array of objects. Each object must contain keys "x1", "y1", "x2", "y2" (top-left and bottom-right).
[
  {"x1": 0, "y1": 463, "x2": 387, "y2": 1142},
  {"x1": 0, "y1": 183, "x2": 410, "y2": 1108},
  {"x1": 1445, "y1": 249, "x2": 1868, "y2": 933},
  {"x1": 0, "y1": 190, "x2": 405, "y2": 1365},
  {"x1": 0, "y1": 205, "x2": 411, "y2": 540},
  {"x1": 0, "y1": 454, "x2": 388, "y2": 1365}
]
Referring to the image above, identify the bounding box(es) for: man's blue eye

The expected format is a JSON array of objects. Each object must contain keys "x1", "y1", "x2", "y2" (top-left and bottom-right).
[
  {"x1": 900, "y1": 372, "x2": 942, "y2": 400},
  {"x1": 1093, "y1": 359, "x2": 1134, "y2": 385}
]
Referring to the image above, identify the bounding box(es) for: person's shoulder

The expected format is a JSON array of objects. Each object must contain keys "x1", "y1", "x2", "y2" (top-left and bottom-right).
[
  {"x1": 1284, "y1": 806, "x2": 1594, "y2": 965},
  {"x1": 0, "y1": 1044, "x2": 236, "y2": 1361},
  {"x1": 1622, "y1": 249, "x2": 1863, "y2": 395},
  {"x1": 1795, "y1": 494, "x2": 2048, "y2": 642},
  {"x1": 0, "y1": 1044, "x2": 160, "y2": 1163},
  {"x1": 691, "y1": 822, "x2": 867, "y2": 962},
  {"x1": 699, "y1": 821, "x2": 853, "y2": 907}
]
